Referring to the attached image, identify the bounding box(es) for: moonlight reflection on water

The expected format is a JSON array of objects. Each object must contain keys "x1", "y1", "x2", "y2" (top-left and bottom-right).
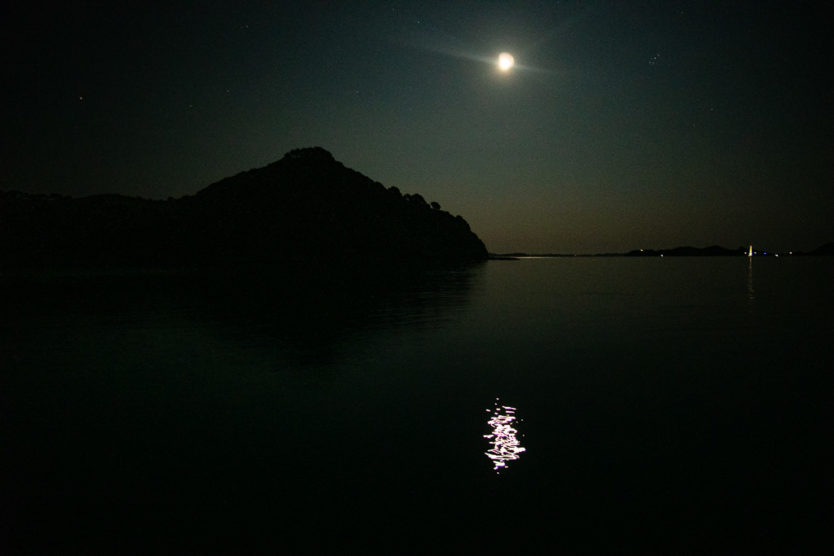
[{"x1": 484, "y1": 399, "x2": 526, "y2": 473}]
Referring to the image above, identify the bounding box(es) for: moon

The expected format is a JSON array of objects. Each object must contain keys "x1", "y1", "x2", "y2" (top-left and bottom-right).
[{"x1": 497, "y1": 52, "x2": 515, "y2": 72}]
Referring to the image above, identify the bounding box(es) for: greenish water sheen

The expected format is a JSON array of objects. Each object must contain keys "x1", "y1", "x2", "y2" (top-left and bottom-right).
[{"x1": 2, "y1": 257, "x2": 832, "y2": 553}]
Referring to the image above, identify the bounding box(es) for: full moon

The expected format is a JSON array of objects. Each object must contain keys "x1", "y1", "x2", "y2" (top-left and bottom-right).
[{"x1": 497, "y1": 52, "x2": 515, "y2": 72}]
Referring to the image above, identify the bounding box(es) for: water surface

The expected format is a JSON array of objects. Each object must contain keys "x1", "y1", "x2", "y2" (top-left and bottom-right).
[{"x1": 2, "y1": 258, "x2": 832, "y2": 552}]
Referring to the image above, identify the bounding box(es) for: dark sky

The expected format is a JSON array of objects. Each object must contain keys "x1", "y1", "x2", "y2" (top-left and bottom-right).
[{"x1": 2, "y1": 1, "x2": 831, "y2": 253}]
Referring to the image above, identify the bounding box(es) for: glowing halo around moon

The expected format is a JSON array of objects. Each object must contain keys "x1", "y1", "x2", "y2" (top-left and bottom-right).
[{"x1": 497, "y1": 52, "x2": 515, "y2": 72}]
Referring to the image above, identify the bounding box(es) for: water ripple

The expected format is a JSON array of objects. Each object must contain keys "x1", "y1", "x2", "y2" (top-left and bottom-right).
[{"x1": 484, "y1": 399, "x2": 526, "y2": 473}]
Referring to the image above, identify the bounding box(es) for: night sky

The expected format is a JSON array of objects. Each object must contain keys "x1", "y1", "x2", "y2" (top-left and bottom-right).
[{"x1": 3, "y1": 1, "x2": 831, "y2": 253}]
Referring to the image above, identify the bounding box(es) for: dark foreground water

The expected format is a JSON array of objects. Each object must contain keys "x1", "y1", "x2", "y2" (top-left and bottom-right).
[{"x1": 2, "y1": 258, "x2": 832, "y2": 553}]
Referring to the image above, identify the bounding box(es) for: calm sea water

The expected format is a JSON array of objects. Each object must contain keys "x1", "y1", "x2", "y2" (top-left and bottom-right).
[{"x1": 2, "y1": 257, "x2": 832, "y2": 553}]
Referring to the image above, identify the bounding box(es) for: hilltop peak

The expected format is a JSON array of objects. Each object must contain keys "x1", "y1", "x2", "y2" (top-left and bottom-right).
[{"x1": 281, "y1": 147, "x2": 335, "y2": 163}]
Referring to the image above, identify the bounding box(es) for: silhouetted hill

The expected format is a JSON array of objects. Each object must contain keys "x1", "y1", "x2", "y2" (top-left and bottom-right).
[
  {"x1": 0, "y1": 148, "x2": 488, "y2": 270},
  {"x1": 807, "y1": 242, "x2": 834, "y2": 256}
]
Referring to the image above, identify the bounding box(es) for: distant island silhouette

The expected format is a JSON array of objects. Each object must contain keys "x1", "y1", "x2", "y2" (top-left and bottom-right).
[
  {"x1": 493, "y1": 242, "x2": 834, "y2": 258},
  {"x1": 1, "y1": 147, "x2": 488, "y2": 270}
]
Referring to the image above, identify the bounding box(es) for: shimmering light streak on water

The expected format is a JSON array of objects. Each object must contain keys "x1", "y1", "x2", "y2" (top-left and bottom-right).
[{"x1": 484, "y1": 399, "x2": 526, "y2": 472}]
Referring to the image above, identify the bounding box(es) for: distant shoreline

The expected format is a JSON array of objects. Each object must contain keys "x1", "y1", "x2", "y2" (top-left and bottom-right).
[{"x1": 490, "y1": 242, "x2": 834, "y2": 259}]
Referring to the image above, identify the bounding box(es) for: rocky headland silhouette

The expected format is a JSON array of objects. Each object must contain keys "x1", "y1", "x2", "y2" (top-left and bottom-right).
[{"x1": 1, "y1": 147, "x2": 488, "y2": 271}]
